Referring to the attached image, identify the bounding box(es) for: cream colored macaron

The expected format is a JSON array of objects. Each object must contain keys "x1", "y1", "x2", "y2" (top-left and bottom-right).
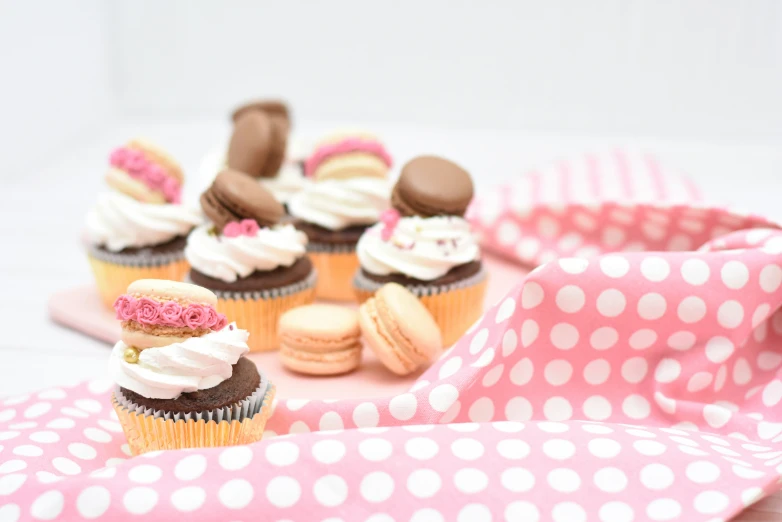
[
  {"x1": 278, "y1": 304, "x2": 362, "y2": 375},
  {"x1": 358, "y1": 283, "x2": 442, "y2": 376}
]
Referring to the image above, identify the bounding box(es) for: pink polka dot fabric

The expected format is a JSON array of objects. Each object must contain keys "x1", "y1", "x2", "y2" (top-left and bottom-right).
[{"x1": 3, "y1": 150, "x2": 782, "y2": 521}]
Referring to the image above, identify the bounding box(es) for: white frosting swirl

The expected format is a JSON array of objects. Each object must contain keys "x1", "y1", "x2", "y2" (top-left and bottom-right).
[
  {"x1": 357, "y1": 216, "x2": 480, "y2": 280},
  {"x1": 288, "y1": 177, "x2": 390, "y2": 230},
  {"x1": 109, "y1": 324, "x2": 250, "y2": 400},
  {"x1": 185, "y1": 223, "x2": 307, "y2": 283},
  {"x1": 260, "y1": 162, "x2": 310, "y2": 204},
  {"x1": 86, "y1": 191, "x2": 203, "y2": 251}
]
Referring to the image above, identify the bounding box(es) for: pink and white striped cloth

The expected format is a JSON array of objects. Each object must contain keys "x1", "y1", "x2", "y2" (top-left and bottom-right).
[{"x1": 3, "y1": 150, "x2": 782, "y2": 522}]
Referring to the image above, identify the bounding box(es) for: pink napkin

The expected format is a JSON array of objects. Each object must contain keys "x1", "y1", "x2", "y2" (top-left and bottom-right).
[{"x1": 3, "y1": 150, "x2": 782, "y2": 521}]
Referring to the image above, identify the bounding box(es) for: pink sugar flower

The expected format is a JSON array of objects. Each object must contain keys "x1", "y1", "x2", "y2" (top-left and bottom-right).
[
  {"x1": 183, "y1": 305, "x2": 207, "y2": 329},
  {"x1": 213, "y1": 314, "x2": 229, "y2": 331},
  {"x1": 159, "y1": 301, "x2": 184, "y2": 326},
  {"x1": 135, "y1": 297, "x2": 161, "y2": 325},
  {"x1": 240, "y1": 219, "x2": 260, "y2": 236},
  {"x1": 144, "y1": 164, "x2": 166, "y2": 186},
  {"x1": 380, "y1": 208, "x2": 401, "y2": 241},
  {"x1": 113, "y1": 295, "x2": 138, "y2": 321},
  {"x1": 204, "y1": 306, "x2": 219, "y2": 328},
  {"x1": 109, "y1": 148, "x2": 128, "y2": 168},
  {"x1": 162, "y1": 177, "x2": 181, "y2": 204},
  {"x1": 223, "y1": 221, "x2": 243, "y2": 238},
  {"x1": 126, "y1": 150, "x2": 147, "y2": 172}
]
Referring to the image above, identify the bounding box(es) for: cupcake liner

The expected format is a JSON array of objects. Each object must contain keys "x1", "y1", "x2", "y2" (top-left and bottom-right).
[
  {"x1": 112, "y1": 376, "x2": 275, "y2": 456},
  {"x1": 354, "y1": 268, "x2": 488, "y2": 346},
  {"x1": 198, "y1": 270, "x2": 318, "y2": 352},
  {"x1": 308, "y1": 249, "x2": 360, "y2": 301},
  {"x1": 87, "y1": 243, "x2": 186, "y2": 267},
  {"x1": 306, "y1": 241, "x2": 357, "y2": 254},
  {"x1": 88, "y1": 254, "x2": 190, "y2": 309}
]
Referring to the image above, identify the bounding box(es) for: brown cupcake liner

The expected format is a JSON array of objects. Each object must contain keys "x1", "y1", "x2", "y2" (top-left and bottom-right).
[
  {"x1": 354, "y1": 268, "x2": 488, "y2": 346},
  {"x1": 308, "y1": 250, "x2": 360, "y2": 302},
  {"x1": 88, "y1": 254, "x2": 190, "y2": 309},
  {"x1": 112, "y1": 376, "x2": 275, "y2": 456},
  {"x1": 198, "y1": 271, "x2": 317, "y2": 352}
]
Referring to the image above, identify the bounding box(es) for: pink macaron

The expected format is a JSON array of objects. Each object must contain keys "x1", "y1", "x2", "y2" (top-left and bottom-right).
[
  {"x1": 358, "y1": 283, "x2": 442, "y2": 375},
  {"x1": 279, "y1": 304, "x2": 362, "y2": 375}
]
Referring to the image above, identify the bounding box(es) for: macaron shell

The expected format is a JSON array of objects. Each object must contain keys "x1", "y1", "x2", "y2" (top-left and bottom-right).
[
  {"x1": 375, "y1": 282, "x2": 442, "y2": 363},
  {"x1": 314, "y1": 152, "x2": 389, "y2": 181},
  {"x1": 358, "y1": 297, "x2": 417, "y2": 376},
  {"x1": 280, "y1": 343, "x2": 362, "y2": 375},
  {"x1": 127, "y1": 279, "x2": 218, "y2": 307},
  {"x1": 231, "y1": 99, "x2": 290, "y2": 126},
  {"x1": 315, "y1": 130, "x2": 379, "y2": 147},
  {"x1": 227, "y1": 112, "x2": 273, "y2": 178},
  {"x1": 199, "y1": 191, "x2": 239, "y2": 232},
  {"x1": 105, "y1": 168, "x2": 166, "y2": 204},
  {"x1": 261, "y1": 118, "x2": 288, "y2": 178},
  {"x1": 210, "y1": 169, "x2": 284, "y2": 226},
  {"x1": 128, "y1": 138, "x2": 185, "y2": 184},
  {"x1": 394, "y1": 155, "x2": 474, "y2": 217},
  {"x1": 278, "y1": 304, "x2": 361, "y2": 350}
]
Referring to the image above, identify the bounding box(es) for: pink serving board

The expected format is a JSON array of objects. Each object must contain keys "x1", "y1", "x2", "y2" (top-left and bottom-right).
[{"x1": 48, "y1": 254, "x2": 527, "y2": 400}]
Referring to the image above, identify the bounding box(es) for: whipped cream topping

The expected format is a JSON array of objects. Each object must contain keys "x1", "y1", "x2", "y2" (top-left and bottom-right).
[
  {"x1": 110, "y1": 324, "x2": 249, "y2": 400},
  {"x1": 261, "y1": 161, "x2": 310, "y2": 204},
  {"x1": 357, "y1": 216, "x2": 480, "y2": 281},
  {"x1": 288, "y1": 177, "x2": 390, "y2": 231},
  {"x1": 185, "y1": 223, "x2": 307, "y2": 283},
  {"x1": 85, "y1": 191, "x2": 203, "y2": 252}
]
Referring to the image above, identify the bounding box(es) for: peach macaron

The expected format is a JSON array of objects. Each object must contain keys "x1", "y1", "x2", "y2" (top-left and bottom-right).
[
  {"x1": 279, "y1": 304, "x2": 362, "y2": 375},
  {"x1": 358, "y1": 283, "x2": 442, "y2": 375}
]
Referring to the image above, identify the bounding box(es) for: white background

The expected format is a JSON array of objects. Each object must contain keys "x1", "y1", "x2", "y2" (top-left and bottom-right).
[{"x1": 1, "y1": 1, "x2": 782, "y2": 395}]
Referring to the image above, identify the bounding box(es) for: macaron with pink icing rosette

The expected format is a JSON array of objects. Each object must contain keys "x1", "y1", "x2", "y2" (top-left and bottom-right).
[
  {"x1": 304, "y1": 131, "x2": 392, "y2": 182},
  {"x1": 106, "y1": 139, "x2": 185, "y2": 204},
  {"x1": 115, "y1": 279, "x2": 228, "y2": 351}
]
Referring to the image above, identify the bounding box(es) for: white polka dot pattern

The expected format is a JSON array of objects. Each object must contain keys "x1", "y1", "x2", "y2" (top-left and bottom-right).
[{"x1": 3, "y1": 153, "x2": 782, "y2": 520}]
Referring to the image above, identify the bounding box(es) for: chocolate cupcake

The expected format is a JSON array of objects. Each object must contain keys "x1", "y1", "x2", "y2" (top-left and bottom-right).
[
  {"x1": 110, "y1": 279, "x2": 275, "y2": 455},
  {"x1": 185, "y1": 169, "x2": 316, "y2": 351},
  {"x1": 353, "y1": 156, "x2": 487, "y2": 346},
  {"x1": 85, "y1": 139, "x2": 203, "y2": 308},
  {"x1": 287, "y1": 131, "x2": 393, "y2": 301}
]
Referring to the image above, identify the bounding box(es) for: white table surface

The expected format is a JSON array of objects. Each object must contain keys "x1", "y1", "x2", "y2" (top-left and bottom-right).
[{"x1": 3, "y1": 120, "x2": 782, "y2": 399}]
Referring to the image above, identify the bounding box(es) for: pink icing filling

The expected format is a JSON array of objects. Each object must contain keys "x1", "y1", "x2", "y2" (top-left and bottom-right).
[
  {"x1": 113, "y1": 295, "x2": 228, "y2": 331},
  {"x1": 109, "y1": 147, "x2": 182, "y2": 204},
  {"x1": 304, "y1": 138, "x2": 393, "y2": 177},
  {"x1": 222, "y1": 219, "x2": 260, "y2": 238}
]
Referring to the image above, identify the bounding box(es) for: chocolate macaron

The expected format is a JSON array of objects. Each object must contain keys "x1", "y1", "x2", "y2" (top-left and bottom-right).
[
  {"x1": 200, "y1": 169, "x2": 285, "y2": 232},
  {"x1": 227, "y1": 111, "x2": 288, "y2": 178},
  {"x1": 231, "y1": 99, "x2": 290, "y2": 127},
  {"x1": 391, "y1": 155, "x2": 474, "y2": 217}
]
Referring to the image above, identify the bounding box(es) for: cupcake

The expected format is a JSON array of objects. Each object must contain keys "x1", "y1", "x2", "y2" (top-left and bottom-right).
[
  {"x1": 353, "y1": 156, "x2": 487, "y2": 346},
  {"x1": 110, "y1": 279, "x2": 274, "y2": 455},
  {"x1": 85, "y1": 139, "x2": 202, "y2": 308},
  {"x1": 185, "y1": 169, "x2": 316, "y2": 352},
  {"x1": 288, "y1": 132, "x2": 392, "y2": 301}
]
